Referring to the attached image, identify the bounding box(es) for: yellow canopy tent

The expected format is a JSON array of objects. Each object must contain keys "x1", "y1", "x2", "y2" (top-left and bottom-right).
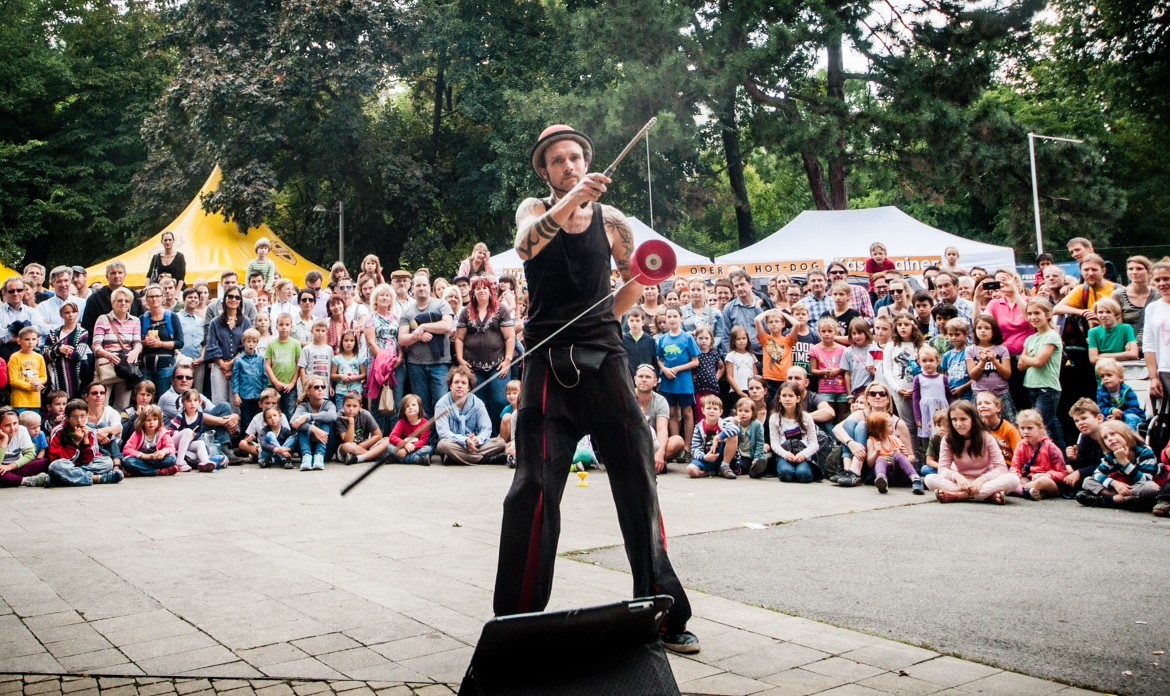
[
  {"x1": 0, "y1": 261, "x2": 19, "y2": 283},
  {"x1": 88, "y1": 166, "x2": 329, "y2": 288}
]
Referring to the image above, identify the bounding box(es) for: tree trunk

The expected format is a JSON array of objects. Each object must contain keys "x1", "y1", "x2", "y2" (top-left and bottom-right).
[
  {"x1": 719, "y1": 96, "x2": 756, "y2": 248},
  {"x1": 826, "y1": 29, "x2": 848, "y2": 210},
  {"x1": 429, "y1": 56, "x2": 446, "y2": 165}
]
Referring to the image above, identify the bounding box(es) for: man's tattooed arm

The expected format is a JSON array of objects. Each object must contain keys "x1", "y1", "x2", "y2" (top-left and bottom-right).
[
  {"x1": 605, "y1": 206, "x2": 642, "y2": 318},
  {"x1": 514, "y1": 198, "x2": 562, "y2": 261}
]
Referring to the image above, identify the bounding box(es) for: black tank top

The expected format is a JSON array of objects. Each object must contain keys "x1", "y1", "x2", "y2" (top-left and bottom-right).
[{"x1": 523, "y1": 202, "x2": 623, "y2": 352}]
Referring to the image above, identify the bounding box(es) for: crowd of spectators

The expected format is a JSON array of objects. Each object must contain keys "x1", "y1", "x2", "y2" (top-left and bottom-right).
[{"x1": 2, "y1": 235, "x2": 1169, "y2": 518}]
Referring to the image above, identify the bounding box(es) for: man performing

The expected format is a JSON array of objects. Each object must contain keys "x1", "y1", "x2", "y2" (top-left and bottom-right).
[{"x1": 492, "y1": 124, "x2": 699, "y2": 654}]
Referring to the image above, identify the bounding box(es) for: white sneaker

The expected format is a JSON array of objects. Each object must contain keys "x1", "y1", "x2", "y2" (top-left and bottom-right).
[
  {"x1": 21, "y1": 472, "x2": 50, "y2": 487},
  {"x1": 300, "y1": 456, "x2": 313, "y2": 471},
  {"x1": 313, "y1": 454, "x2": 326, "y2": 470}
]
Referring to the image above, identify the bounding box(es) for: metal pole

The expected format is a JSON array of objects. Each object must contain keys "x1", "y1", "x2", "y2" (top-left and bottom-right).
[
  {"x1": 338, "y1": 200, "x2": 345, "y2": 266},
  {"x1": 1028, "y1": 133, "x2": 1043, "y2": 255}
]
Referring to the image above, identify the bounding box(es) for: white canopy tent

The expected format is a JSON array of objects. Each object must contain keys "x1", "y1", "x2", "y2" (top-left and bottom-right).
[
  {"x1": 490, "y1": 216, "x2": 711, "y2": 272},
  {"x1": 714, "y1": 206, "x2": 1016, "y2": 277}
]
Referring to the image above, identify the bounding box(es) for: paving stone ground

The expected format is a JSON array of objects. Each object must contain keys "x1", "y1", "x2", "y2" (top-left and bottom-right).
[{"x1": 0, "y1": 464, "x2": 1105, "y2": 695}]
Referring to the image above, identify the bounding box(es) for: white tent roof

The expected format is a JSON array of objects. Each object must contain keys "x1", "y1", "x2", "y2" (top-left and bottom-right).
[
  {"x1": 715, "y1": 206, "x2": 1015, "y2": 274},
  {"x1": 491, "y1": 216, "x2": 710, "y2": 271}
]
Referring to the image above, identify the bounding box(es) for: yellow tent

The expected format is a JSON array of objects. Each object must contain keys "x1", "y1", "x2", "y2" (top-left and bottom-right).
[
  {"x1": 88, "y1": 166, "x2": 329, "y2": 288},
  {"x1": 0, "y1": 261, "x2": 19, "y2": 283}
]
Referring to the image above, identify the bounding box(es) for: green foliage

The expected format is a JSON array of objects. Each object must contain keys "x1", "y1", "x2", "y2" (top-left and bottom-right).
[{"x1": 0, "y1": 0, "x2": 171, "y2": 267}]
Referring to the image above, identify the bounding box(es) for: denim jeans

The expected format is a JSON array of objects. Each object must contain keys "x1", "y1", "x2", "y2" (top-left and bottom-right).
[
  {"x1": 407, "y1": 362, "x2": 450, "y2": 419},
  {"x1": 298, "y1": 426, "x2": 331, "y2": 458},
  {"x1": 474, "y1": 367, "x2": 507, "y2": 436},
  {"x1": 123, "y1": 455, "x2": 176, "y2": 476},
  {"x1": 839, "y1": 419, "x2": 868, "y2": 466},
  {"x1": 778, "y1": 459, "x2": 815, "y2": 483},
  {"x1": 388, "y1": 444, "x2": 433, "y2": 464},
  {"x1": 140, "y1": 357, "x2": 175, "y2": 398},
  {"x1": 1028, "y1": 387, "x2": 1065, "y2": 449},
  {"x1": 49, "y1": 456, "x2": 113, "y2": 486},
  {"x1": 260, "y1": 433, "x2": 298, "y2": 466}
]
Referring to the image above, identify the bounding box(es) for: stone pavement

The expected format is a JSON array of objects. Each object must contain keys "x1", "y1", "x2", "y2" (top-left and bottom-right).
[{"x1": 0, "y1": 464, "x2": 1103, "y2": 695}]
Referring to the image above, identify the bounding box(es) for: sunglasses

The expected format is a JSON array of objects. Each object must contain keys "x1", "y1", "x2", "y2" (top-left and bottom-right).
[
  {"x1": 88, "y1": 391, "x2": 106, "y2": 396},
  {"x1": 889, "y1": 289, "x2": 905, "y2": 295},
  {"x1": 174, "y1": 375, "x2": 193, "y2": 381},
  {"x1": 299, "y1": 297, "x2": 315, "y2": 303},
  {"x1": 309, "y1": 384, "x2": 326, "y2": 390},
  {"x1": 226, "y1": 295, "x2": 242, "y2": 301},
  {"x1": 869, "y1": 390, "x2": 889, "y2": 397},
  {"x1": 829, "y1": 270, "x2": 847, "y2": 275}
]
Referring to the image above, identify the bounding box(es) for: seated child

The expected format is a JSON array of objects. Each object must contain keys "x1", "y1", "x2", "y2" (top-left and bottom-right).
[
  {"x1": 336, "y1": 392, "x2": 389, "y2": 464},
  {"x1": 1063, "y1": 398, "x2": 1107, "y2": 494},
  {"x1": 387, "y1": 394, "x2": 433, "y2": 465},
  {"x1": 121, "y1": 405, "x2": 179, "y2": 477},
  {"x1": 1094, "y1": 359, "x2": 1145, "y2": 431},
  {"x1": 239, "y1": 389, "x2": 285, "y2": 460},
  {"x1": 499, "y1": 380, "x2": 520, "y2": 468},
  {"x1": 923, "y1": 409, "x2": 948, "y2": 477},
  {"x1": 257, "y1": 406, "x2": 297, "y2": 469},
  {"x1": 18, "y1": 411, "x2": 47, "y2": 459},
  {"x1": 866, "y1": 410, "x2": 924, "y2": 494},
  {"x1": 731, "y1": 397, "x2": 766, "y2": 478},
  {"x1": 1077, "y1": 420, "x2": 1160, "y2": 510},
  {"x1": 688, "y1": 395, "x2": 740, "y2": 480},
  {"x1": 1010, "y1": 409, "x2": 1070, "y2": 500}
]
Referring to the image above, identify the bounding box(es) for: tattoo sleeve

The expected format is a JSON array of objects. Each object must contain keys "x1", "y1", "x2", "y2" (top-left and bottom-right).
[
  {"x1": 515, "y1": 200, "x2": 562, "y2": 261},
  {"x1": 605, "y1": 209, "x2": 635, "y2": 277}
]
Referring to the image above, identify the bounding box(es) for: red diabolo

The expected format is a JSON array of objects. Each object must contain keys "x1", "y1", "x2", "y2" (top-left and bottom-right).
[{"x1": 629, "y1": 240, "x2": 677, "y2": 284}]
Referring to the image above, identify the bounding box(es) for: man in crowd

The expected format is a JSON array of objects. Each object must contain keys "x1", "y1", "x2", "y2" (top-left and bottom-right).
[
  {"x1": 81, "y1": 261, "x2": 142, "y2": 336},
  {"x1": 159, "y1": 365, "x2": 241, "y2": 457},
  {"x1": 797, "y1": 270, "x2": 832, "y2": 323},
  {"x1": 390, "y1": 269, "x2": 414, "y2": 317},
  {"x1": 723, "y1": 269, "x2": 765, "y2": 356},
  {"x1": 398, "y1": 272, "x2": 453, "y2": 418},
  {"x1": 825, "y1": 261, "x2": 873, "y2": 320},
  {"x1": 36, "y1": 266, "x2": 81, "y2": 334},
  {"x1": 175, "y1": 287, "x2": 207, "y2": 388},
  {"x1": 1, "y1": 277, "x2": 36, "y2": 361},
  {"x1": 1067, "y1": 236, "x2": 1118, "y2": 283},
  {"x1": 304, "y1": 271, "x2": 329, "y2": 319},
  {"x1": 23, "y1": 263, "x2": 51, "y2": 303},
  {"x1": 931, "y1": 270, "x2": 974, "y2": 330},
  {"x1": 71, "y1": 266, "x2": 91, "y2": 301}
]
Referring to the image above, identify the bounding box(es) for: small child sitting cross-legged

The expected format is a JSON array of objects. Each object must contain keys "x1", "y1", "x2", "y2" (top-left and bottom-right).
[
  {"x1": 1010, "y1": 409, "x2": 1071, "y2": 500},
  {"x1": 1076, "y1": 420, "x2": 1160, "y2": 510},
  {"x1": 687, "y1": 395, "x2": 740, "y2": 480},
  {"x1": 866, "y1": 410, "x2": 924, "y2": 494}
]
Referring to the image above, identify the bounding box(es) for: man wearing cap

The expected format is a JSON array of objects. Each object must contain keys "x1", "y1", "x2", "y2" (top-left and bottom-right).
[
  {"x1": 71, "y1": 266, "x2": 92, "y2": 301},
  {"x1": 493, "y1": 124, "x2": 700, "y2": 653}
]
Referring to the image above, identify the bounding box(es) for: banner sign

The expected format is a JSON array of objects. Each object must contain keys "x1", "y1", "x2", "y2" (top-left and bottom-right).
[{"x1": 676, "y1": 260, "x2": 826, "y2": 278}]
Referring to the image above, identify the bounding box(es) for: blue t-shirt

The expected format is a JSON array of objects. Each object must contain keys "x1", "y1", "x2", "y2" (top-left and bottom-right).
[
  {"x1": 942, "y1": 347, "x2": 970, "y2": 393},
  {"x1": 656, "y1": 331, "x2": 700, "y2": 395}
]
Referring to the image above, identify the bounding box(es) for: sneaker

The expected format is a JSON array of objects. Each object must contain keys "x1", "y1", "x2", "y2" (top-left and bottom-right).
[
  {"x1": 719, "y1": 464, "x2": 737, "y2": 480},
  {"x1": 176, "y1": 462, "x2": 192, "y2": 473},
  {"x1": 1076, "y1": 490, "x2": 1104, "y2": 507},
  {"x1": 748, "y1": 458, "x2": 767, "y2": 479},
  {"x1": 300, "y1": 457, "x2": 313, "y2": 471},
  {"x1": 97, "y1": 470, "x2": 124, "y2": 485},
  {"x1": 837, "y1": 472, "x2": 859, "y2": 487},
  {"x1": 21, "y1": 472, "x2": 50, "y2": 487},
  {"x1": 661, "y1": 630, "x2": 701, "y2": 655},
  {"x1": 197, "y1": 461, "x2": 216, "y2": 473},
  {"x1": 258, "y1": 458, "x2": 271, "y2": 469},
  {"x1": 313, "y1": 454, "x2": 326, "y2": 470},
  {"x1": 1153, "y1": 500, "x2": 1170, "y2": 517},
  {"x1": 507, "y1": 454, "x2": 517, "y2": 469},
  {"x1": 828, "y1": 474, "x2": 839, "y2": 484},
  {"x1": 430, "y1": 454, "x2": 443, "y2": 466},
  {"x1": 157, "y1": 466, "x2": 179, "y2": 476},
  {"x1": 210, "y1": 454, "x2": 228, "y2": 470},
  {"x1": 283, "y1": 460, "x2": 295, "y2": 470},
  {"x1": 874, "y1": 475, "x2": 888, "y2": 494},
  {"x1": 912, "y1": 479, "x2": 924, "y2": 495}
]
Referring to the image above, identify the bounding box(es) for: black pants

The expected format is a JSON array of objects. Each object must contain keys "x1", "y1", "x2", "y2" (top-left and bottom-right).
[{"x1": 493, "y1": 350, "x2": 692, "y2": 634}]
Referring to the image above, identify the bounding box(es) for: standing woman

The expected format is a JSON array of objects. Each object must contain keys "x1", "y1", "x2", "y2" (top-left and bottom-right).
[
  {"x1": 192, "y1": 281, "x2": 211, "y2": 320},
  {"x1": 454, "y1": 277, "x2": 515, "y2": 435},
  {"x1": 147, "y1": 231, "x2": 186, "y2": 289},
  {"x1": 1112, "y1": 255, "x2": 1154, "y2": 344},
  {"x1": 364, "y1": 283, "x2": 402, "y2": 427},
  {"x1": 92, "y1": 288, "x2": 142, "y2": 409},
  {"x1": 44, "y1": 301, "x2": 90, "y2": 399},
  {"x1": 925, "y1": 400, "x2": 1020, "y2": 504},
  {"x1": 1143, "y1": 260, "x2": 1170, "y2": 402},
  {"x1": 325, "y1": 295, "x2": 350, "y2": 352},
  {"x1": 876, "y1": 279, "x2": 912, "y2": 320},
  {"x1": 985, "y1": 268, "x2": 1034, "y2": 409},
  {"x1": 205, "y1": 288, "x2": 251, "y2": 406},
  {"x1": 292, "y1": 288, "x2": 317, "y2": 345},
  {"x1": 139, "y1": 284, "x2": 183, "y2": 391}
]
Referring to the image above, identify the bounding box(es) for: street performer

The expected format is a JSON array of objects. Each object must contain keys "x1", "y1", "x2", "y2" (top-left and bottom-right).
[{"x1": 492, "y1": 124, "x2": 699, "y2": 654}]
